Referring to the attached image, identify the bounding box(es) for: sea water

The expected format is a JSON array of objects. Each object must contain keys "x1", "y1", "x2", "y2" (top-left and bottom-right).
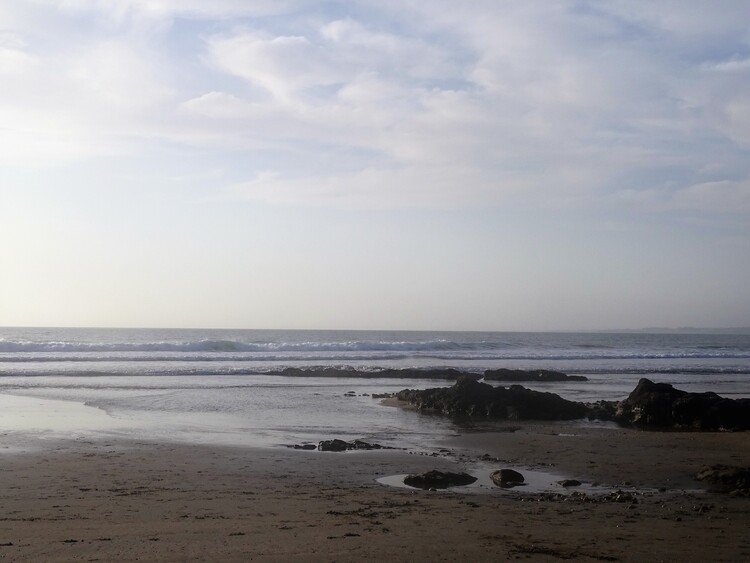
[{"x1": 1, "y1": 328, "x2": 748, "y2": 449}]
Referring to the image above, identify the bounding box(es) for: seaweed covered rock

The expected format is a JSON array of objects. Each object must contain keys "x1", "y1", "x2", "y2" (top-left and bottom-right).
[
  {"x1": 483, "y1": 368, "x2": 587, "y2": 382},
  {"x1": 614, "y1": 378, "x2": 750, "y2": 430},
  {"x1": 396, "y1": 376, "x2": 590, "y2": 420}
]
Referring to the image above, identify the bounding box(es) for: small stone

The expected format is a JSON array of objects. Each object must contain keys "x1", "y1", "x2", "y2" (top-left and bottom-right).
[
  {"x1": 557, "y1": 479, "x2": 582, "y2": 488},
  {"x1": 491, "y1": 469, "x2": 525, "y2": 488}
]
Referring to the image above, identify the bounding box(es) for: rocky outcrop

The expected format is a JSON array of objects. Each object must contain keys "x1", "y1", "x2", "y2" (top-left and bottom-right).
[
  {"x1": 395, "y1": 376, "x2": 750, "y2": 430},
  {"x1": 484, "y1": 369, "x2": 587, "y2": 382},
  {"x1": 491, "y1": 469, "x2": 525, "y2": 488},
  {"x1": 403, "y1": 470, "x2": 477, "y2": 489},
  {"x1": 396, "y1": 376, "x2": 590, "y2": 420},
  {"x1": 614, "y1": 378, "x2": 750, "y2": 430}
]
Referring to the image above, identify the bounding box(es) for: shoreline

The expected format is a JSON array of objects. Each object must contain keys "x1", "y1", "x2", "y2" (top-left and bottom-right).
[{"x1": 1, "y1": 421, "x2": 748, "y2": 561}]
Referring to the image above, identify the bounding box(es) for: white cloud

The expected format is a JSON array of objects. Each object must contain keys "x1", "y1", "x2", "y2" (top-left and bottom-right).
[
  {"x1": 69, "y1": 40, "x2": 174, "y2": 110},
  {"x1": 207, "y1": 32, "x2": 345, "y2": 103},
  {"x1": 0, "y1": 35, "x2": 175, "y2": 164},
  {"x1": 180, "y1": 91, "x2": 256, "y2": 119},
  {"x1": 44, "y1": 0, "x2": 295, "y2": 26},
  {"x1": 205, "y1": 19, "x2": 458, "y2": 105},
  {"x1": 1, "y1": 0, "x2": 749, "y2": 217},
  {"x1": 706, "y1": 57, "x2": 750, "y2": 73},
  {"x1": 672, "y1": 179, "x2": 750, "y2": 213},
  {"x1": 229, "y1": 165, "x2": 505, "y2": 209},
  {"x1": 0, "y1": 31, "x2": 37, "y2": 71}
]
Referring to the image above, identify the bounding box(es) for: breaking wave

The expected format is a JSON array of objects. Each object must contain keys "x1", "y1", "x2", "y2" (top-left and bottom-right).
[
  {"x1": 1, "y1": 336, "x2": 749, "y2": 363},
  {"x1": 0, "y1": 338, "x2": 464, "y2": 354}
]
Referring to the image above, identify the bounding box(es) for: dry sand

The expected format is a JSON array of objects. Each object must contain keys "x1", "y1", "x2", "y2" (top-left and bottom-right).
[{"x1": 1, "y1": 420, "x2": 748, "y2": 562}]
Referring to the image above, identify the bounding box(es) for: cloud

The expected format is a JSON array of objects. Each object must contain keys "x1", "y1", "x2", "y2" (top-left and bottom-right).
[
  {"x1": 207, "y1": 32, "x2": 344, "y2": 103},
  {"x1": 41, "y1": 0, "x2": 296, "y2": 26},
  {"x1": 672, "y1": 179, "x2": 750, "y2": 213},
  {"x1": 180, "y1": 91, "x2": 256, "y2": 119},
  {"x1": 205, "y1": 19, "x2": 459, "y2": 105},
  {"x1": 229, "y1": 165, "x2": 507, "y2": 209},
  {"x1": 705, "y1": 57, "x2": 750, "y2": 73},
  {"x1": 0, "y1": 33, "x2": 175, "y2": 164},
  {"x1": 190, "y1": 3, "x2": 746, "y2": 212},
  {"x1": 69, "y1": 40, "x2": 174, "y2": 110},
  {"x1": 0, "y1": 32, "x2": 36, "y2": 73},
  {"x1": 1, "y1": 0, "x2": 749, "y2": 219}
]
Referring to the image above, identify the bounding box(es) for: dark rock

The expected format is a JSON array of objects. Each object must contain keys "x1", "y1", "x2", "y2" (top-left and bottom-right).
[
  {"x1": 614, "y1": 378, "x2": 750, "y2": 430},
  {"x1": 290, "y1": 444, "x2": 317, "y2": 450},
  {"x1": 587, "y1": 400, "x2": 617, "y2": 421},
  {"x1": 403, "y1": 470, "x2": 477, "y2": 489},
  {"x1": 396, "y1": 376, "x2": 591, "y2": 420},
  {"x1": 491, "y1": 469, "x2": 525, "y2": 488},
  {"x1": 484, "y1": 368, "x2": 587, "y2": 382},
  {"x1": 695, "y1": 465, "x2": 750, "y2": 493},
  {"x1": 607, "y1": 490, "x2": 637, "y2": 504},
  {"x1": 557, "y1": 479, "x2": 582, "y2": 487},
  {"x1": 318, "y1": 439, "x2": 349, "y2": 452},
  {"x1": 349, "y1": 439, "x2": 385, "y2": 450},
  {"x1": 317, "y1": 439, "x2": 391, "y2": 452}
]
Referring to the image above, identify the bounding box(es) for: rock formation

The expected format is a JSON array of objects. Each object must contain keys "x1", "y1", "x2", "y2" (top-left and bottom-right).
[
  {"x1": 483, "y1": 368, "x2": 587, "y2": 382},
  {"x1": 396, "y1": 376, "x2": 590, "y2": 420},
  {"x1": 395, "y1": 376, "x2": 750, "y2": 431},
  {"x1": 614, "y1": 378, "x2": 750, "y2": 430}
]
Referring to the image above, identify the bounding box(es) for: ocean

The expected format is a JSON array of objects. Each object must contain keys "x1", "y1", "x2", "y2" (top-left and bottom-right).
[{"x1": 1, "y1": 327, "x2": 749, "y2": 450}]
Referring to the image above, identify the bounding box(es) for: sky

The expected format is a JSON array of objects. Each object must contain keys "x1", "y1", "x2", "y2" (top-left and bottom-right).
[{"x1": 1, "y1": 0, "x2": 749, "y2": 331}]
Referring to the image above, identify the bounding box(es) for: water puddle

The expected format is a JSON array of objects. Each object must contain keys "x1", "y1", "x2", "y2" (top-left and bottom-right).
[{"x1": 377, "y1": 463, "x2": 611, "y2": 495}]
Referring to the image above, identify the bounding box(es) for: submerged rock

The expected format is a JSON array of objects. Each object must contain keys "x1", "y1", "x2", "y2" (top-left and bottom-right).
[
  {"x1": 396, "y1": 376, "x2": 590, "y2": 420},
  {"x1": 614, "y1": 378, "x2": 750, "y2": 430},
  {"x1": 491, "y1": 469, "x2": 525, "y2": 488},
  {"x1": 403, "y1": 470, "x2": 477, "y2": 489},
  {"x1": 483, "y1": 369, "x2": 587, "y2": 382}
]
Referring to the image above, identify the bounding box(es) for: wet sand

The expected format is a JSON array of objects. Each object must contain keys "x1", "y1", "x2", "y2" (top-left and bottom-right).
[{"x1": 0, "y1": 422, "x2": 748, "y2": 562}]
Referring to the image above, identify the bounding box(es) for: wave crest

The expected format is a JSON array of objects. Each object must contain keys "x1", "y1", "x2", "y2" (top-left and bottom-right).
[{"x1": 0, "y1": 338, "x2": 463, "y2": 354}]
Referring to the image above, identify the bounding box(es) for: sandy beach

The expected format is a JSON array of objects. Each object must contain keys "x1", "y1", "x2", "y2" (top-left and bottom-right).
[{"x1": 1, "y1": 418, "x2": 748, "y2": 562}]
